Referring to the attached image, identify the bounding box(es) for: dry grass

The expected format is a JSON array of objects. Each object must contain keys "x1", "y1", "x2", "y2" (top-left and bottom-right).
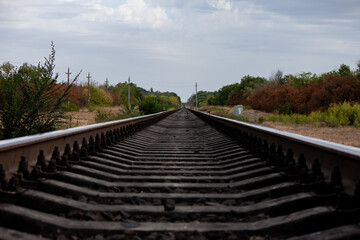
[
  {"x1": 61, "y1": 107, "x2": 123, "y2": 128},
  {"x1": 199, "y1": 106, "x2": 360, "y2": 148}
]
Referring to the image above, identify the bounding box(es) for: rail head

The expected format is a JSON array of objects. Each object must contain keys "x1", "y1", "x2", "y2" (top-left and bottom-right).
[
  {"x1": 0, "y1": 111, "x2": 167, "y2": 152},
  {"x1": 190, "y1": 109, "x2": 360, "y2": 192},
  {"x1": 0, "y1": 110, "x2": 177, "y2": 180}
]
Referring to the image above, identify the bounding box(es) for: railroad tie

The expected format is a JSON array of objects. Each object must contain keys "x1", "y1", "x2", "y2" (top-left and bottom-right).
[{"x1": 0, "y1": 109, "x2": 360, "y2": 239}]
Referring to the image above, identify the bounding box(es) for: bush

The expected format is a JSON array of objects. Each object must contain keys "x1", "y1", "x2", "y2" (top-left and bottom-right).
[
  {"x1": 139, "y1": 96, "x2": 162, "y2": 115},
  {"x1": 230, "y1": 75, "x2": 360, "y2": 114},
  {"x1": 265, "y1": 102, "x2": 360, "y2": 128},
  {"x1": 62, "y1": 103, "x2": 79, "y2": 112},
  {"x1": 82, "y1": 85, "x2": 112, "y2": 107},
  {"x1": 0, "y1": 43, "x2": 80, "y2": 139},
  {"x1": 326, "y1": 102, "x2": 360, "y2": 127}
]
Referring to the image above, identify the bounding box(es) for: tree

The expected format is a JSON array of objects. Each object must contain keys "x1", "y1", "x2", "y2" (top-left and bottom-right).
[
  {"x1": 338, "y1": 64, "x2": 352, "y2": 77},
  {"x1": 0, "y1": 42, "x2": 80, "y2": 139},
  {"x1": 269, "y1": 69, "x2": 286, "y2": 85},
  {"x1": 139, "y1": 96, "x2": 162, "y2": 114},
  {"x1": 239, "y1": 75, "x2": 268, "y2": 92}
]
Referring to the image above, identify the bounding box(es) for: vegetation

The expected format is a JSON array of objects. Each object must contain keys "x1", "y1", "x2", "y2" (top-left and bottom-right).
[
  {"x1": 188, "y1": 62, "x2": 360, "y2": 128},
  {"x1": 82, "y1": 85, "x2": 113, "y2": 107},
  {"x1": 65, "y1": 81, "x2": 181, "y2": 114},
  {"x1": 267, "y1": 102, "x2": 360, "y2": 128},
  {"x1": 95, "y1": 109, "x2": 141, "y2": 123},
  {"x1": 0, "y1": 42, "x2": 80, "y2": 139}
]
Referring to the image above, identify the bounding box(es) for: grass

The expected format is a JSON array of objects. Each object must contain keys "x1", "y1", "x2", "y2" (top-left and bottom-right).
[
  {"x1": 199, "y1": 105, "x2": 253, "y2": 123},
  {"x1": 267, "y1": 102, "x2": 360, "y2": 128},
  {"x1": 200, "y1": 102, "x2": 360, "y2": 128},
  {"x1": 95, "y1": 109, "x2": 142, "y2": 123}
]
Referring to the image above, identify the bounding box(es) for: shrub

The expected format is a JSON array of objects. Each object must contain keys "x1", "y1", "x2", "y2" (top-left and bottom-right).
[
  {"x1": 139, "y1": 96, "x2": 162, "y2": 115},
  {"x1": 258, "y1": 116, "x2": 266, "y2": 123},
  {"x1": 82, "y1": 85, "x2": 113, "y2": 107},
  {"x1": 326, "y1": 102, "x2": 360, "y2": 127},
  {"x1": 0, "y1": 43, "x2": 80, "y2": 139},
  {"x1": 62, "y1": 103, "x2": 79, "y2": 112}
]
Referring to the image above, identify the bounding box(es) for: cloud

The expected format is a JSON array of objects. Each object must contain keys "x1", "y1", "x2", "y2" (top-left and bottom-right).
[
  {"x1": 115, "y1": 0, "x2": 170, "y2": 29},
  {"x1": 207, "y1": 0, "x2": 232, "y2": 10}
]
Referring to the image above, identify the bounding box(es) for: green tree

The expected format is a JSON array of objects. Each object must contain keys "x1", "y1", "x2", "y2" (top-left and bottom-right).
[
  {"x1": 82, "y1": 85, "x2": 112, "y2": 106},
  {"x1": 338, "y1": 64, "x2": 352, "y2": 77},
  {"x1": 216, "y1": 83, "x2": 241, "y2": 105},
  {"x1": 239, "y1": 75, "x2": 268, "y2": 92},
  {"x1": 0, "y1": 42, "x2": 80, "y2": 139},
  {"x1": 285, "y1": 72, "x2": 320, "y2": 87}
]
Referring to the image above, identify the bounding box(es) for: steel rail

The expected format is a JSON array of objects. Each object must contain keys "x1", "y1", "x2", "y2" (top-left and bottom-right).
[
  {"x1": 190, "y1": 109, "x2": 360, "y2": 193},
  {"x1": 0, "y1": 110, "x2": 177, "y2": 180}
]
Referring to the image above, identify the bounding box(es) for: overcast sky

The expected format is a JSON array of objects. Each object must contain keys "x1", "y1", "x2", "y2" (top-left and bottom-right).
[{"x1": 1, "y1": 0, "x2": 360, "y2": 101}]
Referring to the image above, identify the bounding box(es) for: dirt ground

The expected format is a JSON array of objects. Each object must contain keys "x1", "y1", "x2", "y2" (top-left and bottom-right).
[
  {"x1": 64, "y1": 107, "x2": 122, "y2": 127},
  {"x1": 199, "y1": 106, "x2": 360, "y2": 148}
]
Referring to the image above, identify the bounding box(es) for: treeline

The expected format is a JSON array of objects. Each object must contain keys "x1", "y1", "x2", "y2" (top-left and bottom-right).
[
  {"x1": 189, "y1": 63, "x2": 360, "y2": 114},
  {"x1": 0, "y1": 43, "x2": 181, "y2": 139},
  {"x1": 64, "y1": 82, "x2": 181, "y2": 114}
]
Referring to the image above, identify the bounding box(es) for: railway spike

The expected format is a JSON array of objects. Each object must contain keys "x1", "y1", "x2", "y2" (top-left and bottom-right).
[
  {"x1": 95, "y1": 134, "x2": 102, "y2": 151},
  {"x1": 114, "y1": 129, "x2": 120, "y2": 142},
  {"x1": 73, "y1": 141, "x2": 80, "y2": 153},
  {"x1": 299, "y1": 168, "x2": 310, "y2": 184},
  {"x1": 129, "y1": 125, "x2": 134, "y2": 134},
  {"x1": 269, "y1": 143, "x2": 276, "y2": 164},
  {"x1": 88, "y1": 137, "x2": 96, "y2": 155},
  {"x1": 80, "y1": 145, "x2": 88, "y2": 158},
  {"x1": 37, "y1": 150, "x2": 47, "y2": 171},
  {"x1": 286, "y1": 149, "x2": 295, "y2": 166},
  {"x1": 354, "y1": 179, "x2": 360, "y2": 204},
  {"x1": 51, "y1": 146, "x2": 60, "y2": 161},
  {"x1": 297, "y1": 154, "x2": 308, "y2": 173},
  {"x1": 261, "y1": 140, "x2": 269, "y2": 161},
  {"x1": 331, "y1": 167, "x2": 343, "y2": 189},
  {"x1": 46, "y1": 159, "x2": 57, "y2": 172},
  {"x1": 30, "y1": 165, "x2": 42, "y2": 180},
  {"x1": 286, "y1": 161, "x2": 297, "y2": 175},
  {"x1": 17, "y1": 156, "x2": 30, "y2": 179},
  {"x1": 276, "y1": 145, "x2": 285, "y2": 167},
  {"x1": 64, "y1": 144, "x2": 72, "y2": 161},
  {"x1": 60, "y1": 155, "x2": 69, "y2": 167},
  {"x1": 101, "y1": 132, "x2": 107, "y2": 149},
  {"x1": 106, "y1": 131, "x2": 112, "y2": 146},
  {"x1": 257, "y1": 138, "x2": 263, "y2": 153},
  {"x1": 310, "y1": 159, "x2": 324, "y2": 182},
  {"x1": 0, "y1": 164, "x2": 8, "y2": 190},
  {"x1": 82, "y1": 137, "x2": 88, "y2": 150},
  {"x1": 109, "y1": 130, "x2": 115, "y2": 144},
  {"x1": 72, "y1": 151, "x2": 80, "y2": 162},
  {"x1": 125, "y1": 126, "x2": 130, "y2": 137},
  {"x1": 8, "y1": 176, "x2": 20, "y2": 192}
]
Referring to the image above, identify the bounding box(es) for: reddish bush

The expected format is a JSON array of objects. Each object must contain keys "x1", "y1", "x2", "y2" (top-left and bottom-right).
[{"x1": 228, "y1": 75, "x2": 360, "y2": 114}]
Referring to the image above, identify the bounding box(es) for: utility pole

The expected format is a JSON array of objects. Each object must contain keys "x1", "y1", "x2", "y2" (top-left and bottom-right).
[
  {"x1": 128, "y1": 76, "x2": 131, "y2": 108},
  {"x1": 105, "y1": 77, "x2": 109, "y2": 90},
  {"x1": 195, "y1": 82, "x2": 198, "y2": 108},
  {"x1": 87, "y1": 73, "x2": 91, "y2": 106},
  {"x1": 65, "y1": 68, "x2": 72, "y2": 104}
]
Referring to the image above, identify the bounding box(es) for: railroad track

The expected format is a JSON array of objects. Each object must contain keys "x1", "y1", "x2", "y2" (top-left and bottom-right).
[{"x1": 1, "y1": 108, "x2": 360, "y2": 239}]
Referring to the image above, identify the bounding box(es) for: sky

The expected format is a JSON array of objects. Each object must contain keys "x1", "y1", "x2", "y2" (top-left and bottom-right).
[{"x1": 1, "y1": 0, "x2": 360, "y2": 102}]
